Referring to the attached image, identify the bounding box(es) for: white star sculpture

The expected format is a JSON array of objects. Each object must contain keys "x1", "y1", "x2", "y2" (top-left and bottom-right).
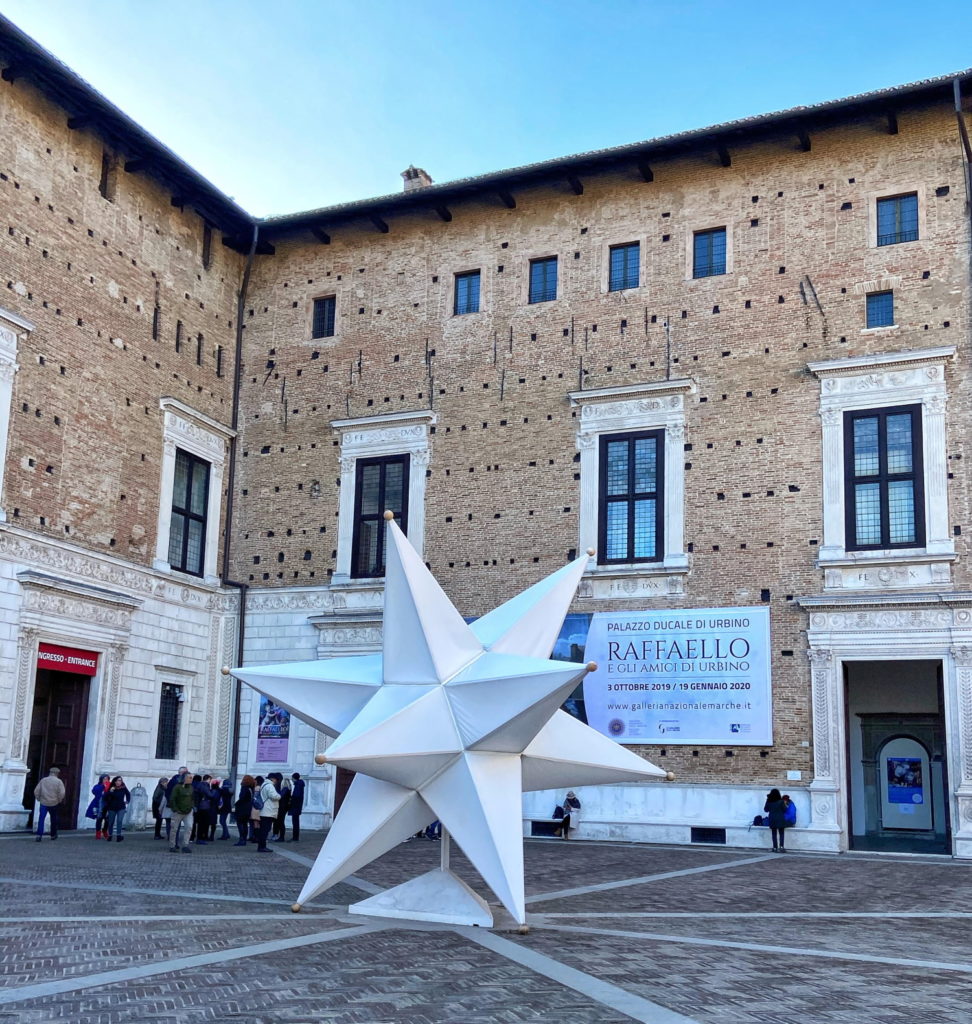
[{"x1": 233, "y1": 515, "x2": 665, "y2": 926}]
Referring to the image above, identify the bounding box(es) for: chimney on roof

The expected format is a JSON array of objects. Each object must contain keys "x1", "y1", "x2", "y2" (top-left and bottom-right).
[{"x1": 401, "y1": 165, "x2": 433, "y2": 192}]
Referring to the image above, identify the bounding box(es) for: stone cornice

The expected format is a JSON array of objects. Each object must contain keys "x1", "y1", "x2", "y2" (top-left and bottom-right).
[
  {"x1": 798, "y1": 590, "x2": 972, "y2": 611},
  {"x1": 159, "y1": 397, "x2": 235, "y2": 439},
  {"x1": 568, "y1": 378, "x2": 696, "y2": 407},
  {"x1": 17, "y1": 569, "x2": 142, "y2": 608},
  {"x1": 0, "y1": 306, "x2": 35, "y2": 333},
  {"x1": 331, "y1": 410, "x2": 436, "y2": 432},
  {"x1": 807, "y1": 345, "x2": 956, "y2": 378}
]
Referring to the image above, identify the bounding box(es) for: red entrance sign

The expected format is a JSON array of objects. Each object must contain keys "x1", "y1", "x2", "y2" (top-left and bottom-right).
[{"x1": 37, "y1": 643, "x2": 99, "y2": 676}]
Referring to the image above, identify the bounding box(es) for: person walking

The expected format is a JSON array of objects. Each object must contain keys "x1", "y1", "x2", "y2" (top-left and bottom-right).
[
  {"x1": 764, "y1": 788, "x2": 787, "y2": 852},
  {"x1": 256, "y1": 773, "x2": 281, "y2": 853},
  {"x1": 86, "y1": 774, "x2": 111, "y2": 839},
  {"x1": 272, "y1": 776, "x2": 291, "y2": 842},
  {"x1": 559, "y1": 791, "x2": 581, "y2": 840},
  {"x1": 151, "y1": 776, "x2": 167, "y2": 840},
  {"x1": 193, "y1": 775, "x2": 213, "y2": 846},
  {"x1": 288, "y1": 772, "x2": 305, "y2": 842},
  {"x1": 34, "y1": 767, "x2": 65, "y2": 841},
  {"x1": 205, "y1": 778, "x2": 222, "y2": 841},
  {"x1": 233, "y1": 775, "x2": 255, "y2": 846},
  {"x1": 168, "y1": 772, "x2": 194, "y2": 853},
  {"x1": 104, "y1": 776, "x2": 131, "y2": 841}
]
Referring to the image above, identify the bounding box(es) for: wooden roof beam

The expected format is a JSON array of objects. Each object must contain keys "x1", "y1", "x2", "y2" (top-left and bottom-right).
[
  {"x1": 716, "y1": 144, "x2": 731, "y2": 167},
  {"x1": 797, "y1": 129, "x2": 811, "y2": 151},
  {"x1": 498, "y1": 189, "x2": 516, "y2": 209},
  {"x1": 886, "y1": 110, "x2": 899, "y2": 135},
  {"x1": 435, "y1": 205, "x2": 452, "y2": 222},
  {"x1": 370, "y1": 213, "x2": 389, "y2": 233},
  {"x1": 567, "y1": 175, "x2": 583, "y2": 195},
  {"x1": 310, "y1": 226, "x2": 331, "y2": 245},
  {"x1": 637, "y1": 161, "x2": 654, "y2": 182}
]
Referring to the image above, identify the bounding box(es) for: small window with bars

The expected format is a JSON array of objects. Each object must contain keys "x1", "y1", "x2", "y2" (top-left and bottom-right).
[
  {"x1": 844, "y1": 405, "x2": 924, "y2": 550},
  {"x1": 876, "y1": 193, "x2": 918, "y2": 246},
  {"x1": 598, "y1": 430, "x2": 664, "y2": 564},
  {"x1": 155, "y1": 683, "x2": 183, "y2": 760},
  {"x1": 351, "y1": 454, "x2": 409, "y2": 578},
  {"x1": 866, "y1": 290, "x2": 894, "y2": 328},
  {"x1": 529, "y1": 256, "x2": 558, "y2": 303},
  {"x1": 202, "y1": 223, "x2": 213, "y2": 269},
  {"x1": 609, "y1": 242, "x2": 639, "y2": 291},
  {"x1": 693, "y1": 228, "x2": 726, "y2": 278},
  {"x1": 167, "y1": 448, "x2": 210, "y2": 576},
  {"x1": 454, "y1": 270, "x2": 481, "y2": 315},
  {"x1": 312, "y1": 296, "x2": 336, "y2": 339}
]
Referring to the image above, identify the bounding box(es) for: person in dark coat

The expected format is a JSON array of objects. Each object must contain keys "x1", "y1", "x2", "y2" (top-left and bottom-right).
[
  {"x1": 233, "y1": 775, "x2": 255, "y2": 846},
  {"x1": 288, "y1": 772, "x2": 305, "y2": 842},
  {"x1": 151, "y1": 776, "x2": 167, "y2": 839},
  {"x1": 217, "y1": 779, "x2": 233, "y2": 840},
  {"x1": 193, "y1": 775, "x2": 212, "y2": 845},
  {"x1": 207, "y1": 779, "x2": 222, "y2": 840},
  {"x1": 104, "y1": 776, "x2": 131, "y2": 841},
  {"x1": 764, "y1": 788, "x2": 787, "y2": 852}
]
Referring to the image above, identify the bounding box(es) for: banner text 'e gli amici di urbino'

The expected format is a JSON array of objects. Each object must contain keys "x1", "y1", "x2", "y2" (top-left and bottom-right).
[{"x1": 582, "y1": 606, "x2": 772, "y2": 745}]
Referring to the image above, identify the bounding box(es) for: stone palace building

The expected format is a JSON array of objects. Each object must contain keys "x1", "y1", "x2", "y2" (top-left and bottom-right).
[{"x1": 1, "y1": 13, "x2": 972, "y2": 857}]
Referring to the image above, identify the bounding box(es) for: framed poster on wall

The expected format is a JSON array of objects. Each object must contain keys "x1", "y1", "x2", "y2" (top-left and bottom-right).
[
  {"x1": 256, "y1": 695, "x2": 290, "y2": 761},
  {"x1": 582, "y1": 606, "x2": 772, "y2": 745}
]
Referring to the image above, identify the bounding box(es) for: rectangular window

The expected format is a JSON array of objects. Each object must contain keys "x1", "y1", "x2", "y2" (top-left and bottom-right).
[
  {"x1": 693, "y1": 228, "x2": 727, "y2": 278},
  {"x1": 195, "y1": 333, "x2": 203, "y2": 366},
  {"x1": 351, "y1": 454, "x2": 409, "y2": 578},
  {"x1": 312, "y1": 296, "x2": 336, "y2": 339},
  {"x1": 529, "y1": 256, "x2": 558, "y2": 303},
  {"x1": 155, "y1": 683, "x2": 183, "y2": 760},
  {"x1": 215, "y1": 345, "x2": 224, "y2": 377},
  {"x1": 175, "y1": 319, "x2": 183, "y2": 353},
  {"x1": 454, "y1": 270, "x2": 481, "y2": 315},
  {"x1": 202, "y1": 224, "x2": 213, "y2": 269},
  {"x1": 877, "y1": 193, "x2": 918, "y2": 246},
  {"x1": 152, "y1": 304, "x2": 161, "y2": 341},
  {"x1": 167, "y1": 448, "x2": 210, "y2": 576},
  {"x1": 609, "y1": 242, "x2": 640, "y2": 291},
  {"x1": 598, "y1": 430, "x2": 664, "y2": 564},
  {"x1": 866, "y1": 290, "x2": 894, "y2": 328},
  {"x1": 844, "y1": 406, "x2": 924, "y2": 550}
]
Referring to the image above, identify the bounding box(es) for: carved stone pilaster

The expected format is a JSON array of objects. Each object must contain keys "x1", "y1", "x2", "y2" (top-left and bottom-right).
[
  {"x1": 952, "y1": 646, "x2": 972, "y2": 784},
  {"x1": 808, "y1": 648, "x2": 835, "y2": 780},
  {"x1": 6, "y1": 627, "x2": 39, "y2": 766},
  {"x1": 101, "y1": 644, "x2": 128, "y2": 763}
]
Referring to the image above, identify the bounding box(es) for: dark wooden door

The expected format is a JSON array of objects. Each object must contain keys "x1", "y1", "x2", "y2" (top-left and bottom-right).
[
  {"x1": 333, "y1": 767, "x2": 355, "y2": 818},
  {"x1": 27, "y1": 670, "x2": 89, "y2": 829}
]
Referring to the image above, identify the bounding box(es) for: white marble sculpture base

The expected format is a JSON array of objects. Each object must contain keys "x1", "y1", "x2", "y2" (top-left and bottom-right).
[{"x1": 348, "y1": 867, "x2": 494, "y2": 927}]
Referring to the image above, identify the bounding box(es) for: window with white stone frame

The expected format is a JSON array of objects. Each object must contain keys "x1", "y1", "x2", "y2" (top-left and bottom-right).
[
  {"x1": 569, "y1": 381, "x2": 692, "y2": 589},
  {"x1": 0, "y1": 307, "x2": 32, "y2": 522},
  {"x1": 154, "y1": 397, "x2": 234, "y2": 585},
  {"x1": 809, "y1": 346, "x2": 955, "y2": 591},
  {"x1": 331, "y1": 411, "x2": 434, "y2": 585}
]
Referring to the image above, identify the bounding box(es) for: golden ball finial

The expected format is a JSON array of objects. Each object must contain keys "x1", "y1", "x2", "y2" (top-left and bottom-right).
[
  {"x1": 516, "y1": 924, "x2": 530, "y2": 935},
  {"x1": 221, "y1": 665, "x2": 231, "y2": 676},
  {"x1": 585, "y1": 661, "x2": 598, "y2": 673},
  {"x1": 665, "y1": 771, "x2": 676, "y2": 782},
  {"x1": 586, "y1": 547, "x2": 595, "y2": 557},
  {"x1": 314, "y1": 753, "x2": 328, "y2": 766},
  {"x1": 291, "y1": 902, "x2": 302, "y2": 913},
  {"x1": 383, "y1": 509, "x2": 395, "y2": 521}
]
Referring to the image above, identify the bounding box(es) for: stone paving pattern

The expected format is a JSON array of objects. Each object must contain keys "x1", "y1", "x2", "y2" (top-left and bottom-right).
[{"x1": 1, "y1": 831, "x2": 970, "y2": 1023}]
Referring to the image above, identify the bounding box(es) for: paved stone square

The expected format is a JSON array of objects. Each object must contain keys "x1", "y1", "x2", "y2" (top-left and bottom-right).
[{"x1": 0, "y1": 830, "x2": 969, "y2": 1023}]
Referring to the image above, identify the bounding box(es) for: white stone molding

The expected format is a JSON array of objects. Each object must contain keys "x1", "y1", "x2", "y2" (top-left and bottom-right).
[
  {"x1": 0, "y1": 307, "x2": 32, "y2": 524},
  {"x1": 6, "y1": 626, "x2": 39, "y2": 767},
  {"x1": 807, "y1": 648, "x2": 835, "y2": 781},
  {"x1": 569, "y1": 379, "x2": 695, "y2": 582},
  {"x1": 952, "y1": 645, "x2": 972, "y2": 786},
  {"x1": 808, "y1": 347, "x2": 956, "y2": 586},
  {"x1": 308, "y1": 611, "x2": 384, "y2": 659},
  {"x1": 154, "y1": 398, "x2": 235, "y2": 586},
  {"x1": 216, "y1": 612, "x2": 238, "y2": 769},
  {"x1": 330, "y1": 410, "x2": 435, "y2": 584}
]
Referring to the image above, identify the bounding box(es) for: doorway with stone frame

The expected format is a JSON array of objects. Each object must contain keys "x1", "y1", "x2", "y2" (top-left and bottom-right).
[{"x1": 844, "y1": 660, "x2": 949, "y2": 854}]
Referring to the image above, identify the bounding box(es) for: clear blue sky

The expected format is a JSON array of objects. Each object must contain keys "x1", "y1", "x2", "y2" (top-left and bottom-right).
[{"x1": 2, "y1": 0, "x2": 969, "y2": 217}]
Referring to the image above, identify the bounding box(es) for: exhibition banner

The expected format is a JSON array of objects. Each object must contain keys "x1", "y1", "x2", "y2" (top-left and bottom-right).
[
  {"x1": 582, "y1": 606, "x2": 772, "y2": 745},
  {"x1": 256, "y1": 695, "x2": 290, "y2": 761}
]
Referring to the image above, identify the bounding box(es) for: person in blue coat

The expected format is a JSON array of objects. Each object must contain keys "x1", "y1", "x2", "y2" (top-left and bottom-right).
[
  {"x1": 288, "y1": 772, "x2": 305, "y2": 842},
  {"x1": 85, "y1": 774, "x2": 111, "y2": 840}
]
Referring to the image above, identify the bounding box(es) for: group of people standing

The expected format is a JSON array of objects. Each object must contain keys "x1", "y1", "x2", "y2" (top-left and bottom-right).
[
  {"x1": 150, "y1": 768, "x2": 304, "y2": 853},
  {"x1": 84, "y1": 774, "x2": 132, "y2": 840}
]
